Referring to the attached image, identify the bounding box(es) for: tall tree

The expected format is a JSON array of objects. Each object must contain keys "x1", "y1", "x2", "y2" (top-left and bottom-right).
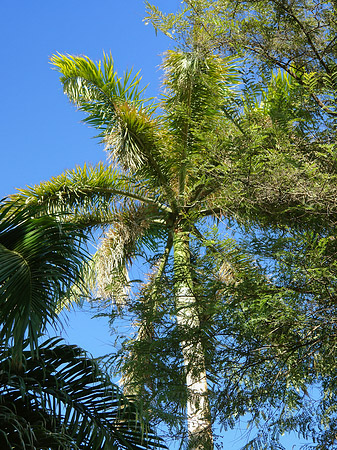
[{"x1": 11, "y1": 49, "x2": 238, "y2": 449}]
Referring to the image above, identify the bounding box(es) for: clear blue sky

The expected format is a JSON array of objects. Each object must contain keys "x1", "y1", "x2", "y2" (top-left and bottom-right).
[
  {"x1": 0, "y1": 2, "x2": 309, "y2": 448},
  {"x1": 0, "y1": 0, "x2": 171, "y2": 370}
]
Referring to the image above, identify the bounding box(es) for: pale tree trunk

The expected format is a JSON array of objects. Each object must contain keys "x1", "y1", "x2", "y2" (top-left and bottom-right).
[{"x1": 174, "y1": 228, "x2": 214, "y2": 450}]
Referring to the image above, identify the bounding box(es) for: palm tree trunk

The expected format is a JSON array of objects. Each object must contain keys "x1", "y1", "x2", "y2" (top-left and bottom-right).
[{"x1": 174, "y1": 228, "x2": 213, "y2": 450}]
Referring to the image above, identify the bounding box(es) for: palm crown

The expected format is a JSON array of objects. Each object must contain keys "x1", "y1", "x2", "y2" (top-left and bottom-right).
[{"x1": 47, "y1": 50, "x2": 234, "y2": 221}]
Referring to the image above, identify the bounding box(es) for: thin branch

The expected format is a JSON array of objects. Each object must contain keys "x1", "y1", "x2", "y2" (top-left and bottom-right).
[{"x1": 274, "y1": 0, "x2": 329, "y2": 73}]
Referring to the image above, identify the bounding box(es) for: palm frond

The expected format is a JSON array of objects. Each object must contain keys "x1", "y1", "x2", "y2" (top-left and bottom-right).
[
  {"x1": 0, "y1": 337, "x2": 165, "y2": 450},
  {"x1": 162, "y1": 50, "x2": 240, "y2": 136},
  {"x1": 104, "y1": 102, "x2": 174, "y2": 195},
  {"x1": 51, "y1": 51, "x2": 145, "y2": 110},
  {"x1": 0, "y1": 201, "x2": 88, "y2": 358},
  {"x1": 51, "y1": 54, "x2": 175, "y2": 201},
  {"x1": 9, "y1": 163, "x2": 169, "y2": 227},
  {"x1": 161, "y1": 50, "x2": 240, "y2": 197}
]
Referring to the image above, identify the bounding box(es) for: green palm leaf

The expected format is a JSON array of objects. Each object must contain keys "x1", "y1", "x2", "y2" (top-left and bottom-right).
[
  {"x1": 51, "y1": 54, "x2": 172, "y2": 196},
  {"x1": 0, "y1": 337, "x2": 165, "y2": 450},
  {"x1": 0, "y1": 201, "x2": 89, "y2": 359},
  {"x1": 10, "y1": 163, "x2": 170, "y2": 227}
]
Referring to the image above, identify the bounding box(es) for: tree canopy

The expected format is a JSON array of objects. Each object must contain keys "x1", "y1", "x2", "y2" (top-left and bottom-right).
[
  {"x1": 4, "y1": 1, "x2": 337, "y2": 448},
  {"x1": 142, "y1": 1, "x2": 337, "y2": 448}
]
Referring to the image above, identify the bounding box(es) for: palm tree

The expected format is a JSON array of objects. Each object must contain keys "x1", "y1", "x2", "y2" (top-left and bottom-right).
[
  {"x1": 0, "y1": 200, "x2": 164, "y2": 449},
  {"x1": 8, "y1": 49, "x2": 241, "y2": 449}
]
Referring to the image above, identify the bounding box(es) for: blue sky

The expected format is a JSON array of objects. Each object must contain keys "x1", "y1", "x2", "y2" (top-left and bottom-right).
[
  {"x1": 0, "y1": 0, "x2": 172, "y2": 366},
  {"x1": 1, "y1": 1, "x2": 310, "y2": 448},
  {"x1": 1, "y1": 0, "x2": 173, "y2": 199}
]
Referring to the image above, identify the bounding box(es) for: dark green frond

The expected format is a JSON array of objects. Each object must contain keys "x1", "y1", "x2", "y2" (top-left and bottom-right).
[
  {"x1": 0, "y1": 202, "x2": 88, "y2": 359},
  {"x1": 0, "y1": 338, "x2": 165, "y2": 450}
]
